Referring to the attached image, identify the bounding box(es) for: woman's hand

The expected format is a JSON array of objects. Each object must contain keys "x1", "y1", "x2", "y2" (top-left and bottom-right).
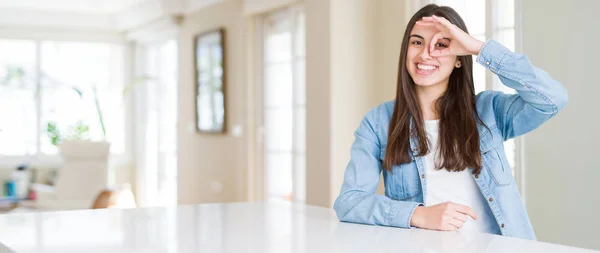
[
  {"x1": 415, "y1": 15, "x2": 485, "y2": 57},
  {"x1": 410, "y1": 201, "x2": 478, "y2": 231}
]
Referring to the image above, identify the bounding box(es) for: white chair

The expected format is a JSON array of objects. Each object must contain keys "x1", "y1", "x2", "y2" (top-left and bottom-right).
[{"x1": 32, "y1": 140, "x2": 111, "y2": 210}]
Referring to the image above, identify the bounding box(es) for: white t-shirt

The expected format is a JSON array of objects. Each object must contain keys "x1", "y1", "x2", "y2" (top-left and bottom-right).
[{"x1": 423, "y1": 119, "x2": 497, "y2": 233}]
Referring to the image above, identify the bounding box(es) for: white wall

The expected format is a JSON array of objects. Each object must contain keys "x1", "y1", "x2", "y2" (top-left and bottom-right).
[
  {"x1": 175, "y1": 0, "x2": 410, "y2": 208},
  {"x1": 330, "y1": 0, "x2": 384, "y2": 203},
  {"x1": 379, "y1": 0, "x2": 408, "y2": 101},
  {"x1": 304, "y1": 0, "x2": 333, "y2": 207},
  {"x1": 175, "y1": 0, "x2": 406, "y2": 207},
  {"x1": 243, "y1": 0, "x2": 298, "y2": 14},
  {"x1": 178, "y1": 0, "x2": 250, "y2": 204},
  {"x1": 521, "y1": 0, "x2": 600, "y2": 250},
  {"x1": 305, "y1": 0, "x2": 408, "y2": 206}
]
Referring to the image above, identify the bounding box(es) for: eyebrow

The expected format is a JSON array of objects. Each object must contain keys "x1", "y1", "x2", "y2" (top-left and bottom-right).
[
  {"x1": 409, "y1": 34, "x2": 424, "y2": 40},
  {"x1": 409, "y1": 34, "x2": 452, "y2": 41}
]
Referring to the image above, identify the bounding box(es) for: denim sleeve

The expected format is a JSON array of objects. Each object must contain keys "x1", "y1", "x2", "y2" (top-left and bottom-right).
[
  {"x1": 333, "y1": 106, "x2": 421, "y2": 228},
  {"x1": 476, "y1": 39, "x2": 569, "y2": 140}
]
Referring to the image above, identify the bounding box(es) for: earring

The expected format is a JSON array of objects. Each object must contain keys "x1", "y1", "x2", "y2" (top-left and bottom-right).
[{"x1": 455, "y1": 61, "x2": 462, "y2": 68}]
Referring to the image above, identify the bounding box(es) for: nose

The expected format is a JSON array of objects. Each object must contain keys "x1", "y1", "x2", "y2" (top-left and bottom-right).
[{"x1": 419, "y1": 45, "x2": 432, "y2": 61}]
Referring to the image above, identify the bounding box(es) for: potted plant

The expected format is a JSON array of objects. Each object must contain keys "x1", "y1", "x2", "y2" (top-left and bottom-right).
[{"x1": 46, "y1": 86, "x2": 111, "y2": 158}]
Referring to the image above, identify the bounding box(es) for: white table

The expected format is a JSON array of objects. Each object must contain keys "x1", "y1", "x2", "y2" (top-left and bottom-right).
[{"x1": 0, "y1": 202, "x2": 596, "y2": 253}]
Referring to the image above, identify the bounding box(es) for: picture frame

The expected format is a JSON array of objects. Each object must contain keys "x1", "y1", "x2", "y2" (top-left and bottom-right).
[{"x1": 194, "y1": 28, "x2": 226, "y2": 134}]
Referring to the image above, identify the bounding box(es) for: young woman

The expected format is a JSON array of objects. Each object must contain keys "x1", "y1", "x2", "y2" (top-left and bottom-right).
[{"x1": 333, "y1": 4, "x2": 568, "y2": 240}]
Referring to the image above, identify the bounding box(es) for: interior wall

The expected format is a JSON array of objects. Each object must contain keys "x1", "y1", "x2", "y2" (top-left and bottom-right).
[
  {"x1": 178, "y1": 0, "x2": 249, "y2": 204},
  {"x1": 305, "y1": 0, "x2": 408, "y2": 207},
  {"x1": 177, "y1": 0, "x2": 409, "y2": 207},
  {"x1": 379, "y1": 0, "x2": 408, "y2": 102},
  {"x1": 243, "y1": 0, "x2": 298, "y2": 14},
  {"x1": 521, "y1": 0, "x2": 600, "y2": 250},
  {"x1": 330, "y1": 0, "x2": 387, "y2": 201},
  {"x1": 304, "y1": 0, "x2": 333, "y2": 207}
]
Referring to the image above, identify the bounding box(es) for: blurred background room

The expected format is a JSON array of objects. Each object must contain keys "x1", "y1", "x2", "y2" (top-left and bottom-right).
[{"x1": 0, "y1": 0, "x2": 598, "y2": 251}]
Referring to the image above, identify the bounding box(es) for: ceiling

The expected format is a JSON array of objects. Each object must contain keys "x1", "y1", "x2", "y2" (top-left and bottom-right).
[
  {"x1": 0, "y1": 0, "x2": 150, "y2": 14},
  {"x1": 0, "y1": 0, "x2": 227, "y2": 32}
]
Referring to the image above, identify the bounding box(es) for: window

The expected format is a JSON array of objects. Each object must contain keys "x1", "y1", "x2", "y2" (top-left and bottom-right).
[
  {"x1": 133, "y1": 40, "x2": 178, "y2": 207},
  {"x1": 40, "y1": 41, "x2": 125, "y2": 155},
  {"x1": 491, "y1": 0, "x2": 516, "y2": 94},
  {"x1": 0, "y1": 40, "x2": 36, "y2": 156},
  {"x1": 0, "y1": 39, "x2": 125, "y2": 162},
  {"x1": 260, "y1": 6, "x2": 306, "y2": 203},
  {"x1": 422, "y1": 0, "x2": 519, "y2": 174}
]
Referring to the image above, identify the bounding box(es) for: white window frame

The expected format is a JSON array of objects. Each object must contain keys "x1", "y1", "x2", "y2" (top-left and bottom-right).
[
  {"x1": 131, "y1": 40, "x2": 179, "y2": 207},
  {"x1": 254, "y1": 5, "x2": 306, "y2": 203},
  {"x1": 513, "y1": 0, "x2": 526, "y2": 202},
  {"x1": 128, "y1": 19, "x2": 180, "y2": 207}
]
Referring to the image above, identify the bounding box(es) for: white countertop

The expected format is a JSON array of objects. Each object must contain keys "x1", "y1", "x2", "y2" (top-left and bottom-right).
[{"x1": 0, "y1": 202, "x2": 597, "y2": 253}]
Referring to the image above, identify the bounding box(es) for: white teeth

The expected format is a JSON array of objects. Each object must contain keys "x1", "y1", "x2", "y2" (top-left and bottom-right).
[{"x1": 417, "y1": 64, "x2": 437, "y2": 70}]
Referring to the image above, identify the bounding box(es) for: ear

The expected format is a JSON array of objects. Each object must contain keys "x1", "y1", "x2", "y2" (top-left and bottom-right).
[{"x1": 455, "y1": 60, "x2": 462, "y2": 68}]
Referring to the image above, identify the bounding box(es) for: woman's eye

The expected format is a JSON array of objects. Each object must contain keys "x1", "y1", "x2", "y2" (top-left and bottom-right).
[
  {"x1": 435, "y1": 42, "x2": 449, "y2": 48},
  {"x1": 411, "y1": 41, "x2": 423, "y2": 45}
]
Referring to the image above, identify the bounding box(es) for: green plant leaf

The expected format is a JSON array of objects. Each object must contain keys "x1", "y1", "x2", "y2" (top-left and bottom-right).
[
  {"x1": 71, "y1": 87, "x2": 83, "y2": 97},
  {"x1": 91, "y1": 84, "x2": 107, "y2": 138},
  {"x1": 46, "y1": 121, "x2": 62, "y2": 146}
]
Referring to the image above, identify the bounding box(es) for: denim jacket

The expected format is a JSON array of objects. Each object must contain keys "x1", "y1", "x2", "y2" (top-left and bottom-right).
[{"x1": 333, "y1": 40, "x2": 568, "y2": 240}]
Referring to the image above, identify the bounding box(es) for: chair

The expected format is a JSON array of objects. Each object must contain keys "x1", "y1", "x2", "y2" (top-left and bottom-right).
[{"x1": 32, "y1": 140, "x2": 111, "y2": 210}]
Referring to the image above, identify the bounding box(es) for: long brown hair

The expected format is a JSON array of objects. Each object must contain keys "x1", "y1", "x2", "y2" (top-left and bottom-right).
[{"x1": 384, "y1": 4, "x2": 487, "y2": 175}]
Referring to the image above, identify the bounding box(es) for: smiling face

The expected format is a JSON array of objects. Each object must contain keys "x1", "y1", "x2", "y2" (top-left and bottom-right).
[
  {"x1": 387, "y1": 4, "x2": 483, "y2": 175},
  {"x1": 406, "y1": 23, "x2": 459, "y2": 89}
]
